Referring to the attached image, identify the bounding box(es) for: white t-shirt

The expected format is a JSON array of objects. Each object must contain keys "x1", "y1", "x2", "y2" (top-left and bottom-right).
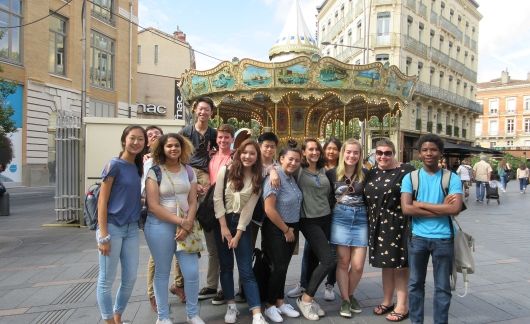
[{"x1": 457, "y1": 164, "x2": 472, "y2": 181}]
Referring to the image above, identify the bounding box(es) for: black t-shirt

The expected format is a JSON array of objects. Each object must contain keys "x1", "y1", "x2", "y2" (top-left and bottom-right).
[{"x1": 179, "y1": 125, "x2": 218, "y2": 172}]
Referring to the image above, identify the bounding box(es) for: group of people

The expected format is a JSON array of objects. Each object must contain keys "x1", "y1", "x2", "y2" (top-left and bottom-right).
[{"x1": 94, "y1": 96, "x2": 466, "y2": 324}]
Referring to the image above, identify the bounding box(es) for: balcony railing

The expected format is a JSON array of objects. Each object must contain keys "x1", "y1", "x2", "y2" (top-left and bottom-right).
[
  {"x1": 430, "y1": 11, "x2": 438, "y2": 24},
  {"x1": 462, "y1": 129, "x2": 467, "y2": 138},
  {"x1": 454, "y1": 126, "x2": 460, "y2": 137},
  {"x1": 402, "y1": 35, "x2": 429, "y2": 58},
  {"x1": 416, "y1": 118, "x2": 422, "y2": 131},
  {"x1": 427, "y1": 121, "x2": 433, "y2": 132},
  {"x1": 464, "y1": 35, "x2": 470, "y2": 47},
  {"x1": 431, "y1": 47, "x2": 450, "y2": 66},
  {"x1": 415, "y1": 82, "x2": 482, "y2": 113},
  {"x1": 374, "y1": 0, "x2": 394, "y2": 5},
  {"x1": 437, "y1": 123, "x2": 443, "y2": 134},
  {"x1": 439, "y1": 15, "x2": 463, "y2": 41},
  {"x1": 446, "y1": 125, "x2": 453, "y2": 136},
  {"x1": 373, "y1": 32, "x2": 399, "y2": 47},
  {"x1": 405, "y1": 0, "x2": 416, "y2": 11},
  {"x1": 418, "y1": 3, "x2": 427, "y2": 19}
]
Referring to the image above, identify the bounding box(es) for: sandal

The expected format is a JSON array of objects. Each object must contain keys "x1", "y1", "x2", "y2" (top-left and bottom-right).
[
  {"x1": 373, "y1": 304, "x2": 394, "y2": 315},
  {"x1": 386, "y1": 310, "x2": 409, "y2": 322}
]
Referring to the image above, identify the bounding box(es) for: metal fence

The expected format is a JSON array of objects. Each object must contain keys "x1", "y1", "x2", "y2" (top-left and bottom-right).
[{"x1": 54, "y1": 112, "x2": 82, "y2": 223}]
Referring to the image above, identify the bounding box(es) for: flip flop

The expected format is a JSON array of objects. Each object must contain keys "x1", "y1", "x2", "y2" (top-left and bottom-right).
[
  {"x1": 373, "y1": 304, "x2": 394, "y2": 315},
  {"x1": 386, "y1": 310, "x2": 409, "y2": 322}
]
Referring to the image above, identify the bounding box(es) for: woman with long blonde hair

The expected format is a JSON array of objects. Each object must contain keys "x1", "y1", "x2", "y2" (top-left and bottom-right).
[{"x1": 327, "y1": 138, "x2": 368, "y2": 318}]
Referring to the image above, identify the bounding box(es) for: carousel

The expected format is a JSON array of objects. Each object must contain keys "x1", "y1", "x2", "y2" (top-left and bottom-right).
[{"x1": 179, "y1": 0, "x2": 417, "y2": 150}]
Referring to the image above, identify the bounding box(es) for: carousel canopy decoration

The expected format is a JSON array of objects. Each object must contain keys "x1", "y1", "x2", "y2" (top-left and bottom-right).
[{"x1": 179, "y1": 55, "x2": 417, "y2": 140}]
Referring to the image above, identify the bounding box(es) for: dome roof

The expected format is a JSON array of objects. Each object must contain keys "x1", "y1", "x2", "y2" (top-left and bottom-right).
[{"x1": 268, "y1": 0, "x2": 319, "y2": 62}]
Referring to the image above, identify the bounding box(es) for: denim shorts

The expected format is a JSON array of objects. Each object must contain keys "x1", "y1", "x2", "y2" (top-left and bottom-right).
[{"x1": 330, "y1": 204, "x2": 368, "y2": 247}]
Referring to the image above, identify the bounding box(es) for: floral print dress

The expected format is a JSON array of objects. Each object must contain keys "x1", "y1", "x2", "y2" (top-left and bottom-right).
[{"x1": 364, "y1": 164, "x2": 414, "y2": 268}]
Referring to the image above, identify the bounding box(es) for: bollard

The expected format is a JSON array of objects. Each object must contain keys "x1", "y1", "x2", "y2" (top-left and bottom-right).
[{"x1": 0, "y1": 192, "x2": 9, "y2": 216}]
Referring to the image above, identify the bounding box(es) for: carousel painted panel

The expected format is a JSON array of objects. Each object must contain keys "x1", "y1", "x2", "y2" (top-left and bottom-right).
[
  {"x1": 276, "y1": 64, "x2": 309, "y2": 86},
  {"x1": 212, "y1": 68, "x2": 236, "y2": 91},
  {"x1": 386, "y1": 71, "x2": 414, "y2": 99},
  {"x1": 290, "y1": 107, "x2": 305, "y2": 135},
  {"x1": 353, "y1": 69, "x2": 381, "y2": 89},
  {"x1": 276, "y1": 106, "x2": 289, "y2": 135},
  {"x1": 191, "y1": 75, "x2": 210, "y2": 95},
  {"x1": 318, "y1": 64, "x2": 350, "y2": 87},
  {"x1": 242, "y1": 65, "x2": 272, "y2": 87}
]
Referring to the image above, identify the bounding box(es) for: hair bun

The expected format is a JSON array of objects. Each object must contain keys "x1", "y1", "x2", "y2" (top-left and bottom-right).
[{"x1": 287, "y1": 139, "x2": 298, "y2": 148}]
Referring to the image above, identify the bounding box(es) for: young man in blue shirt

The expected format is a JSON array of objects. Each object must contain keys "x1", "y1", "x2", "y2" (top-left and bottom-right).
[{"x1": 401, "y1": 134, "x2": 463, "y2": 324}]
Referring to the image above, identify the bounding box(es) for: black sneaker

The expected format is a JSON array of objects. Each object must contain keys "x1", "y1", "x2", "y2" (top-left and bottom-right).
[
  {"x1": 234, "y1": 291, "x2": 246, "y2": 303},
  {"x1": 198, "y1": 287, "x2": 217, "y2": 300},
  {"x1": 212, "y1": 290, "x2": 226, "y2": 305}
]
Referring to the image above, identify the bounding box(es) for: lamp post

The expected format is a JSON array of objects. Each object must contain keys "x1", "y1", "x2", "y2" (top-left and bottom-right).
[{"x1": 320, "y1": 41, "x2": 374, "y2": 64}]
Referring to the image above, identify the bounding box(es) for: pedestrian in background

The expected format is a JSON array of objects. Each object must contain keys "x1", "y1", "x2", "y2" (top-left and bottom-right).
[
  {"x1": 144, "y1": 133, "x2": 204, "y2": 324},
  {"x1": 473, "y1": 154, "x2": 492, "y2": 202},
  {"x1": 516, "y1": 163, "x2": 529, "y2": 194},
  {"x1": 365, "y1": 139, "x2": 414, "y2": 322},
  {"x1": 96, "y1": 125, "x2": 147, "y2": 324},
  {"x1": 327, "y1": 138, "x2": 367, "y2": 318},
  {"x1": 456, "y1": 159, "x2": 473, "y2": 200},
  {"x1": 497, "y1": 159, "x2": 509, "y2": 192}
]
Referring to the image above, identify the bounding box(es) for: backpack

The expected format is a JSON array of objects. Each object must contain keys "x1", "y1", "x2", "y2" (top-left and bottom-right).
[
  {"x1": 84, "y1": 164, "x2": 194, "y2": 230},
  {"x1": 197, "y1": 165, "x2": 229, "y2": 232},
  {"x1": 410, "y1": 168, "x2": 474, "y2": 297}
]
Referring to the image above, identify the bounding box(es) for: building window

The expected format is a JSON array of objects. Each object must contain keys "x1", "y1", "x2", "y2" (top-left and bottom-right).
[
  {"x1": 489, "y1": 142, "x2": 496, "y2": 148},
  {"x1": 0, "y1": 0, "x2": 22, "y2": 63},
  {"x1": 489, "y1": 119, "x2": 498, "y2": 135},
  {"x1": 489, "y1": 98, "x2": 499, "y2": 114},
  {"x1": 524, "y1": 118, "x2": 530, "y2": 133},
  {"x1": 375, "y1": 54, "x2": 389, "y2": 62},
  {"x1": 48, "y1": 14, "x2": 67, "y2": 75},
  {"x1": 92, "y1": 0, "x2": 114, "y2": 24},
  {"x1": 525, "y1": 96, "x2": 530, "y2": 111},
  {"x1": 154, "y1": 45, "x2": 159, "y2": 64},
  {"x1": 90, "y1": 31, "x2": 115, "y2": 89},
  {"x1": 507, "y1": 140, "x2": 513, "y2": 147},
  {"x1": 377, "y1": 12, "x2": 390, "y2": 43},
  {"x1": 475, "y1": 119, "x2": 482, "y2": 136},
  {"x1": 506, "y1": 97, "x2": 516, "y2": 113},
  {"x1": 89, "y1": 99, "x2": 115, "y2": 117},
  {"x1": 506, "y1": 118, "x2": 515, "y2": 134},
  {"x1": 137, "y1": 45, "x2": 141, "y2": 64},
  {"x1": 356, "y1": 20, "x2": 362, "y2": 40}
]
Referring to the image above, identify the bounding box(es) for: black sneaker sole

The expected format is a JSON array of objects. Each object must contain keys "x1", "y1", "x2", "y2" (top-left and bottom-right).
[
  {"x1": 198, "y1": 294, "x2": 217, "y2": 300},
  {"x1": 211, "y1": 299, "x2": 226, "y2": 305}
]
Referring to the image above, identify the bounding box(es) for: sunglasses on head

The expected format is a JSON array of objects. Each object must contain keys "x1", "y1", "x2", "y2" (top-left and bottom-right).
[{"x1": 376, "y1": 150, "x2": 393, "y2": 157}]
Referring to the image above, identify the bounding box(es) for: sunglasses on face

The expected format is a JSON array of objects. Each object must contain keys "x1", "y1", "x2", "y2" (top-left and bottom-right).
[
  {"x1": 376, "y1": 150, "x2": 393, "y2": 157},
  {"x1": 345, "y1": 177, "x2": 355, "y2": 193}
]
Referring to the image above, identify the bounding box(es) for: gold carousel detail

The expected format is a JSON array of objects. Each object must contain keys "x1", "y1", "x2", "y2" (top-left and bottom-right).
[{"x1": 179, "y1": 54, "x2": 417, "y2": 143}]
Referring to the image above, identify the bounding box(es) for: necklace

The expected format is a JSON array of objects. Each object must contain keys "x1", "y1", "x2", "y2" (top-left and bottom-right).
[{"x1": 162, "y1": 165, "x2": 182, "y2": 217}]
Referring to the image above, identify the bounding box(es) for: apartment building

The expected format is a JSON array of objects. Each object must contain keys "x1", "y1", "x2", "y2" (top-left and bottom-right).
[
  {"x1": 0, "y1": 0, "x2": 138, "y2": 186},
  {"x1": 136, "y1": 27, "x2": 195, "y2": 121},
  {"x1": 317, "y1": 0, "x2": 482, "y2": 161},
  {"x1": 476, "y1": 71, "x2": 530, "y2": 159}
]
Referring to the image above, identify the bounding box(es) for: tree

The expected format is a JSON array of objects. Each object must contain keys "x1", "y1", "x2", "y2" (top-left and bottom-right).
[
  {"x1": 0, "y1": 79, "x2": 17, "y2": 138},
  {"x1": 0, "y1": 133, "x2": 13, "y2": 166}
]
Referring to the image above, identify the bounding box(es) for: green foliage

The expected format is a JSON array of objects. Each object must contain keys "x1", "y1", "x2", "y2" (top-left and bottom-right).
[
  {"x1": 0, "y1": 80, "x2": 17, "y2": 137},
  {"x1": 0, "y1": 134, "x2": 13, "y2": 165},
  {"x1": 407, "y1": 159, "x2": 423, "y2": 170}
]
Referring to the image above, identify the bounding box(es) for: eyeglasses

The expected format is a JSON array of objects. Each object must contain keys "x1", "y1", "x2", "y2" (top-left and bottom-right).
[{"x1": 376, "y1": 150, "x2": 393, "y2": 157}]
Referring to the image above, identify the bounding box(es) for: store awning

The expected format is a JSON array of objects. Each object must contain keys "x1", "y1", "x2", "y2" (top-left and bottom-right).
[{"x1": 443, "y1": 142, "x2": 504, "y2": 156}]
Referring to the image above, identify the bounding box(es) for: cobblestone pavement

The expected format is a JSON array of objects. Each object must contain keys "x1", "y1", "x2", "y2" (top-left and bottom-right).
[{"x1": 0, "y1": 184, "x2": 529, "y2": 324}]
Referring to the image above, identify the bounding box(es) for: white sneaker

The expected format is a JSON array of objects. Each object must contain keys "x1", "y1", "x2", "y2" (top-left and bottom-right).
[
  {"x1": 323, "y1": 284, "x2": 335, "y2": 301},
  {"x1": 264, "y1": 306, "x2": 283, "y2": 323},
  {"x1": 156, "y1": 319, "x2": 173, "y2": 324},
  {"x1": 252, "y1": 313, "x2": 269, "y2": 324},
  {"x1": 296, "y1": 297, "x2": 319, "y2": 320},
  {"x1": 186, "y1": 315, "x2": 205, "y2": 324},
  {"x1": 278, "y1": 303, "x2": 300, "y2": 318},
  {"x1": 286, "y1": 283, "x2": 305, "y2": 298},
  {"x1": 312, "y1": 300, "x2": 326, "y2": 316},
  {"x1": 224, "y1": 304, "x2": 239, "y2": 323}
]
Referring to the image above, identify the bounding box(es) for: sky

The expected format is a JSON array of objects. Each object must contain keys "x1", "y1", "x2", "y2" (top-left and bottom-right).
[{"x1": 138, "y1": 0, "x2": 530, "y2": 83}]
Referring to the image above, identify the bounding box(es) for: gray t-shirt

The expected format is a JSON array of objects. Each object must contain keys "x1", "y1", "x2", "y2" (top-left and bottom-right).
[
  {"x1": 147, "y1": 164, "x2": 197, "y2": 215},
  {"x1": 297, "y1": 168, "x2": 331, "y2": 218}
]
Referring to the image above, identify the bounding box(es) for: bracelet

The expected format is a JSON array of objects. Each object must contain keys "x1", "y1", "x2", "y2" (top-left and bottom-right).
[
  {"x1": 283, "y1": 227, "x2": 290, "y2": 234},
  {"x1": 97, "y1": 234, "x2": 111, "y2": 244}
]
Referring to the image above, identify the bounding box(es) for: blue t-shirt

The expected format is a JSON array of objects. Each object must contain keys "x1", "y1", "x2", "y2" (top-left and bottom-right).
[
  {"x1": 101, "y1": 158, "x2": 142, "y2": 227},
  {"x1": 262, "y1": 168, "x2": 302, "y2": 224},
  {"x1": 401, "y1": 168, "x2": 462, "y2": 238}
]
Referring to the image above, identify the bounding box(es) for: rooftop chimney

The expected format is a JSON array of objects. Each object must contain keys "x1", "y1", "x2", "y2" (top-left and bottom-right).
[{"x1": 501, "y1": 70, "x2": 510, "y2": 84}]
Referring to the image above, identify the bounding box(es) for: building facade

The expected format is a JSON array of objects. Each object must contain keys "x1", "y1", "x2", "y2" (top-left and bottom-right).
[
  {"x1": 475, "y1": 71, "x2": 530, "y2": 159},
  {"x1": 136, "y1": 27, "x2": 195, "y2": 120},
  {"x1": 317, "y1": 0, "x2": 482, "y2": 161},
  {"x1": 0, "y1": 0, "x2": 138, "y2": 186}
]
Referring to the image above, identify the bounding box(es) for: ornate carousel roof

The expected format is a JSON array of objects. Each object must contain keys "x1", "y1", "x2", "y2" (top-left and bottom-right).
[
  {"x1": 268, "y1": 0, "x2": 319, "y2": 62},
  {"x1": 179, "y1": 55, "x2": 417, "y2": 140}
]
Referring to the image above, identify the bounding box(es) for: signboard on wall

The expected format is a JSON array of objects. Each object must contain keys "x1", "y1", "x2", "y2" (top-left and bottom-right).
[
  {"x1": 1, "y1": 84, "x2": 23, "y2": 184},
  {"x1": 174, "y1": 81, "x2": 184, "y2": 120}
]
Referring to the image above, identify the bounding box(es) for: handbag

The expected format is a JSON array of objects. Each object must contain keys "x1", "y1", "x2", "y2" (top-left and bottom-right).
[
  {"x1": 450, "y1": 216, "x2": 475, "y2": 297},
  {"x1": 197, "y1": 165, "x2": 229, "y2": 231},
  {"x1": 176, "y1": 214, "x2": 204, "y2": 253}
]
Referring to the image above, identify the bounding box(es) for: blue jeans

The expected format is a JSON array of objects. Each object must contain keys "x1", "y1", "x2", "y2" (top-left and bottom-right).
[
  {"x1": 96, "y1": 222, "x2": 139, "y2": 320},
  {"x1": 519, "y1": 178, "x2": 528, "y2": 191},
  {"x1": 408, "y1": 236, "x2": 454, "y2": 324},
  {"x1": 500, "y1": 175, "x2": 507, "y2": 190},
  {"x1": 144, "y1": 214, "x2": 200, "y2": 319},
  {"x1": 214, "y1": 213, "x2": 261, "y2": 310},
  {"x1": 475, "y1": 181, "x2": 486, "y2": 201}
]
